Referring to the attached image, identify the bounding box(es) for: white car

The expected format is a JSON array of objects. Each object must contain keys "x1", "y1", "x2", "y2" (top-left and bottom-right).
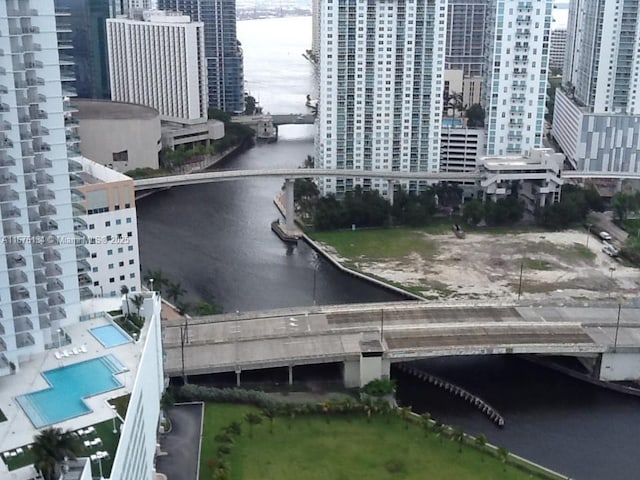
[{"x1": 599, "y1": 231, "x2": 612, "y2": 241}]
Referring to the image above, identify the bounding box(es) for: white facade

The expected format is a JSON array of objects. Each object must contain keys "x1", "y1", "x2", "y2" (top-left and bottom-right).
[
  {"x1": 311, "y1": 0, "x2": 321, "y2": 59},
  {"x1": 109, "y1": 293, "x2": 164, "y2": 480},
  {"x1": 549, "y1": 29, "x2": 566, "y2": 71},
  {"x1": 107, "y1": 11, "x2": 207, "y2": 124},
  {"x1": 0, "y1": 0, "x2": 85, "y2": 376},
  {"x1": 316, "y1": 0, "x2": 447, "y2": 196},
  {"x1": 440, "y1": 126, "x2": 485, "y2": 175},
  {"x1": 551, "y1": 0, "x2": 640, "y2": 174},
  {"x1": 564, "y1": 0, "x2": 640, "y2": 115},
  {"x1": 482, "y1": 0, "x2": 553, "y2": 156},
  {"x1": 479, "y1": 148, "x2": 564, "y2": 212},
  {"x1": 76, "y1": 158, "x2": 141, "y2": 298}
]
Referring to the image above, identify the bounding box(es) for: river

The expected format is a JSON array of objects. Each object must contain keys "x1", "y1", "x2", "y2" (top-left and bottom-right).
[{"x1": 136, "y1": 16, "x2": 640, "y2": 480}]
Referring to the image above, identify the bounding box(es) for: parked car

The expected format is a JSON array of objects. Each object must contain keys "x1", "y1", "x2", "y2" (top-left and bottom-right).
[
  {"x1": 603, "y1": 244, "x2": 619, "y2": 257},
  {"x1": 599, "y1": 231, "x2": 612, "y2": 241}
]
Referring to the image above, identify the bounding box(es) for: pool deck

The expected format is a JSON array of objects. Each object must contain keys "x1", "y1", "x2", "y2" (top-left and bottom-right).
[{"x1": 0, "y1": 313, "x2": 150, "y2": 456}]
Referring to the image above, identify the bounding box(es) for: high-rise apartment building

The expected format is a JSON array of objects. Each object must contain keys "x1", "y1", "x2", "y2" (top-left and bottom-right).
[
  {"x1": 107, "y1": 11, "x2": 208, "y2": 123},
  {"x1": 316, "y1": 0, "x2": 447, "y2": 196},
  {"x1": 552, "y1": 0, "x2": 640, "y2": 172},
  {"x1": 0, "y1": 0, "x2": 88, "y2": 373},
  {"x1": 311, "y1": 0, "x2": 321, "y2": 60},
  {"x1": 53, "y1": 0, "x2": 129, "y2": 99},
  {"x1": 549, "y1": 28, "x2": 566, "y2": 71},
  {"x1": 445, "y1": 0, "x2": 486, "y2": 78},
  {"x1": 157, "y1": 0, "x2": 245, "y2": 113},
  {"x1": 482, "y1": 0, "x2": 553, "y2": 156}
]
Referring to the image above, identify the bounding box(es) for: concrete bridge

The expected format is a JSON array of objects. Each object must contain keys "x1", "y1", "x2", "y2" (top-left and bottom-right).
[
  {"x1": 162, "y1": 301, "x2": 640, "y2": 388},
  {"x1": 270, "y1": 113, "x2": 316, "y2": 125}
]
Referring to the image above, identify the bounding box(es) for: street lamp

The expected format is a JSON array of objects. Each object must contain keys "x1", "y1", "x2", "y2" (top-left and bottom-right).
[
  {"x1": 110, "y1": 404, "x2": 118, "y2": 434},
  {"x1": 96, "y1": 455, "x2": 104, "y2": 480},
  {"x1": 614, "y1": 303, "x2": 622, "y2": 351},
  {"x1": 149, "y1": 278, "x2": 154, "y2": 292},
  {"x1": 311, "y1": 252, "x2": 319, "y2": 306},
  {"x1": 57, "y1": 328, "x2": 63, "y2": 349},
  {"x1": 586, "y1": 224, "x2": 592, "y2": 248}
]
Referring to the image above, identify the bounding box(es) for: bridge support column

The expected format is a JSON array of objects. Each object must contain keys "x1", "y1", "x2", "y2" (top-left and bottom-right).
[
  {"x1": 235, "y1": 367, "x2": 241, "y2": 387},
  {"x1": 284, "y1": 178, "x2": 295, "y2": 232},
  {"x1": 288, "y1": 365, "x2": 293, "y2": 385},
  {"x1": 387, "y1": 180, "x2": 394, "y2": 206},
  {"x1": 598, "y1": 352, "x2": 640, "y2": 381},
  {"x1": 342, "y1": 354, "x2": 390, "y2": 388}
]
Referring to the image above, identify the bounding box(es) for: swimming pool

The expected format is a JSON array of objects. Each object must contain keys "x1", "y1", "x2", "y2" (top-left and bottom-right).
[
  {"x1": 90, "y1": 324, "x2": 132, "y2": 348},
  {"x1": 442, "y1": 118, "x2": 463, "y2": 127},
  {"x1": 16, "y1": 355, "x2": 127, "y2": 428}
]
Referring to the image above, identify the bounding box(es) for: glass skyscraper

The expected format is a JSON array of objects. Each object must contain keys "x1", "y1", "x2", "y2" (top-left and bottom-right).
[{"x1": 158, "y1": 0, "x2": 245, "y2": 113}]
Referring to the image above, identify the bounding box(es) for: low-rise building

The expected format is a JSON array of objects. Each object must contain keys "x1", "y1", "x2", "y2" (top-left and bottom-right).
[
  {"x1": 440, "y1": 124, "x2": 484, "y2": 179},
  {"x1": 75, "y1": 157, "x2": 141, "y2": 298},
  {"x1": 479, "y1": 148, "x2": 564, "y2": 213},
  {"x1": 75, "y1": 99, "x2": 161, "y2": 173},
  {"x1": 161, "y1": 119, "x2": 225, "y2": 150}
]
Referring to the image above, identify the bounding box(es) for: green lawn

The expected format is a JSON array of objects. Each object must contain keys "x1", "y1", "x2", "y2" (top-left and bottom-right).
[{"x1": 201, "y1": 403, "x2": 553, "y2": 480}]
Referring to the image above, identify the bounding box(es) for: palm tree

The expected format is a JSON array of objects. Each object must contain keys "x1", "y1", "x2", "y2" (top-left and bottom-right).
[
  {"x1": 496, "y1": 446, "x2": 510, "y2": 470},
  {"x1": 131, "y1": 294, "x2": 144, "y2": 316},
  {"x1": 475, "y1": 434, "x2": 487, "y2": 461},
  {"x1": 166, "y1": 281, "x2": 186, "y2": 305},
  {"x1": 420, "y1": 413, "x2": 432, "y2": 437},
  {"x1": 244, "y1": 412, "x2": 263, "y2": 438},
  {"x1": 120, "y1": 285, "x2": 130, "y2": 317},
  {"x1": 144, "y1": 269, "x2": 168, "y2": 294},
  {"x1": 451, "y1": 426, "x2": 465, "y2": 452},
  {"x1": 262, "y1": 406, "x2": 277, "y2": 434},
  {"x1": 32, "y1": 427, "x2": 80, "y2": 480}
]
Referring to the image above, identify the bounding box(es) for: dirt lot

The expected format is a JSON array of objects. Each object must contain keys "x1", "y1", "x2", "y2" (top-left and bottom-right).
[{"x1": 319, "y1": 230, "x2": 640, "y2": 303}]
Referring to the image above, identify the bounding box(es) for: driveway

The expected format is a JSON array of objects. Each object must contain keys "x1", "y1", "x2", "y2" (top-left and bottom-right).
[
  {"x1": 156, "y1": 403, "x2": 203, "y2": 480},
  {"x1": 588, "y1": 211, "x2": 629, "y2": 245}
]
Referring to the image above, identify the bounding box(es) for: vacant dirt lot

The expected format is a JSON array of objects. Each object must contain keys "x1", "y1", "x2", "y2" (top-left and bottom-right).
[{"x1": 319, "y1": 230, "x2": 640, "y2": 303}]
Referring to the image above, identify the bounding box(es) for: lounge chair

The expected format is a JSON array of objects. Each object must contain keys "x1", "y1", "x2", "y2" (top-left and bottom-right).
[
  {"x1": 86, "y1": 426, "x2": 96, "y2": 434},
  {"x1": 93, "y1": 438, "x2": 103, "y2": 447},
  {"x1": 16, "y1": 448, "x2": 23, "y2": 454},
  {"x1": 90, "y1": 454, "x2": 98, "y2": 462},
  {"x1": 62, "y1": 350, "x2": 70, "y2": 357},
  {"x1": 3, "y1": 452, "x2": 10, "y2": 459},
  {"x1": 83, "y1": 440, "x2": 92, "y2": 448},
  {"x1": 10, "y1": 451, "x2": 17, "y2": 457},
  {"x1": 80, "y1": 344, "x2": 88, "y2": 353},
  {"x1": 54, "y1": 351, "x2": 62, "y2": 360},
  {"x1": 72, "y1": 347, "x2": 80, "y2": 355}
]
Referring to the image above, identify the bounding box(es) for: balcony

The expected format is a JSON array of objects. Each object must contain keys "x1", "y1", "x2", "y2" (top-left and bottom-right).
[
  {"x1": 62, "y1": 86, "x2": 77, "y2": 97},
  {"x1": 0, "y1": 172, "x2": 17, "y2": 183},
  {"x1": 47, "y1": 279, "x2": 64, "y2": 292},
  {"x1": 39, "y1": 203, "x2": 56, "y2": 216},
  {"x1": 37, "y1": 188, "x2": 55, "y2": 200},
  {"x1": 72, "y1": 203, "x2": 86, "y2": 216},
  {"x1": 1, "y1": 205, "x2": 21, "y2": 217},
  {"x1": 41, "y1": 218, "x2": 58, "y2": 231},
  {"x1": 1, "y1": 189, "x2": 20, "y2": 202},
  {"x1": 78, "y1": 273, "x2": 92, "y2": 286},
  {"x1": 0, "y1": 103, "x2": 10, "y2": 113},
  {"x1": 64, "y1": 117, "x2": 79, "y2": 127},
  {"x1": 36, "y1": 172, "x2": 53, "y2": 184},
  {"x1": 66, "y1": 133, "x2": 80, "y2": 144},
  {"x1": 50, "y1": 306, "x2": 67, "y2": 321},
  {"x1": 48, "y1": 292, "x2": 65, "y2": 306},
  {"x1": 73, "y1": 216, "x2": 87, "y2": 231},
  {"x1": 71, "y1": 189, "x2": 84, "y2": 202},
  {"x1": 34, "y1": 270, "x2": 46, "y2": 284},
  {"x1": 67, "y1": 146, "x2": 81, "y2": 158},
  {"x1": 35, "y1": 156, "x2": 51, "y2": 169},
  {"x1": 43, "y1": 248, "x2": 61, "y2": 262},
  {"x1": 16, "y1": 332, "x2": 35, "y2": 349},
  {"x1": 12, "y1": 301, "x2": 31, "y2": 317},
  {"x1": 75, "y1": 245, "x2": 90, "y2": 259},
  {"x1": 30, "y1": 110, "x2": 47, "y2": 120},
  {"x1": 22, "y1": 26, "x2": 40, "y2": 34},
  {"x1": 25, "y1": 60, "x2": 43, "y2": 70},
  {"x1": 0, "y1": 154, "x2": 16, "y2": 166},
  {"x1": 13, "y1": 317, "x2": 34, "y2": 334},
  {"x1": 80, "y1": 287, "x2": 93, "y2": 301},
  {"x1": 3, "y1": 220, "x2": 23, "y2": 235},
  {"x1": 45, "y1": 264, "x2": 63, "y2": 277},
  {"x1": 63, "y1": 103, "x2": 78, "y2": 114},
  {"x1": 68, "y1": 158, "x2": 82, "y2": 172},
  {"x1": 10, "y1": 285, "x2": 29, "y2": 299},
  {"x1": 32, "y1": 126, "x2": 49, "y2": 137},
  {"x1": 9, "y1": 270, "x2": 28, "y2": 285},
  {"x1": 69, "y1": 173, "x2": 83, "y2": 187},
  {"x1": 0, "y1": 120, "x2": 11, "y2": 130},
  {"x1": 26, "y1": 78, "x2": 44, "y2": 87},
  {"x1": 77, "y1": 259, "x2": 91, "y2": 273},
  {"x1": 28, "y1": 92, "x2": 46, "y2": 104},
  {"x1": 7, "y1": 254, "x2": 26, "y2": 268},
  {"x1": 37, "y1": 300, "x2": 49, "y2": 314}
]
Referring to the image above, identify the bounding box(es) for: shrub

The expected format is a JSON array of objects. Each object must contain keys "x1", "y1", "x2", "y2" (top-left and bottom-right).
[{"x1": 361, "y1": 378, "x2": 397, "y2": 397}]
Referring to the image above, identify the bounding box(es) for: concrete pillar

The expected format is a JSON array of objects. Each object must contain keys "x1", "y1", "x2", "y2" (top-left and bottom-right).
[
  {"x1": 235, "y1": 368, "x2": 241, "y2": 387},
  {"x1": 343, "y1": 358, "x2": 361, "y2": 388},
  {"x1": 598, "y1": 352, "x2": 640, "y2": 381},
  {"x1": 288, "y1": 365, "x2": 293, "y2": 385},
  {"x1": 387, "y1": 180, "x2": 394, "y2": 206},
  {"x1": 284, "y1": 178, "x2": 295, "y2": 232}
]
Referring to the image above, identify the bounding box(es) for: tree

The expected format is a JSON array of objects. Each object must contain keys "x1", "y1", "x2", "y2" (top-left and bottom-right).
[
  {"x1": 484, "y1": 197, "x2": 524, "y2": 226},
  {"x1": 465, "y1": 103, "x2": 485, "y2": 127},
  {"x1": 166, "y1": 281, "x2": 186, "y2": 305},
  {"x1": 447, "y1": 91, "x2": 465, "y2": 118},
  {"x1": 160, "y1": 389, "x2": 175, "y2": 413},
  {"x1": 32, "y1": 428, "x2": 80, "y2": 480},
  {"x1": 244, "y1": 412, "x2": 263, "y2": 438},
  {"x1": 131, "y1": 294, "x2": 144, "y2": 316},
  {"x1": 208, "y1": 109, "x2": 231, "y2": 123},
  {"x1": 262, "y1": 406, "x2": 277, "y2": 434},
  {"x1": 475, "y1": 434, "x2": 487, "y2": 461},
  {"x1": 451, "y1": 426, "x2": 465, "y2": 452},
  {"x1": 420, "y1": 413, "x2": 432, "y2": 437},
  {"x1": 120, "y1": 285, "x2": 130, "y2": 317},
  {"x1": 496, "y1": 446, "x2": 510, "y2": 470},
  {"x1": 462, "y1": 199, "x2": 484, "y2": 226},
  {"x1": 244, "y1": 95, "x2": 257, "y2": 115},
  {"x1": 612, "y1": 192, "x2": 637, "y2": 222}
]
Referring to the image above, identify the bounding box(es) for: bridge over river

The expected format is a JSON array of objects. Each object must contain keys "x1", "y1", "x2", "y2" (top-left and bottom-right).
[{"x1": 163, "y1": 301, "x2": 640, "y2": 387}]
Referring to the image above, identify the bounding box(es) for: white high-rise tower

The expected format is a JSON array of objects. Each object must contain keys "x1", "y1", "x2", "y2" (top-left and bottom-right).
[
  {"x1": 482, "y1": 0, "x2": 553, "y2": 156},
  {"x1": 316, "y1": 0, "x2": 447, "y2": 196},
  {"x1": 0, "y1": 0, "x2": 87, "y2": 375},
  {"x1": 552, "y1": 0, "x2": 640, "y2": 172}
]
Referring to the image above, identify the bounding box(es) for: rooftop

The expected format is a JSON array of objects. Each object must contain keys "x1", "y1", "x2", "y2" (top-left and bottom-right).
[
  {"x1": 74, "y1": 99, "x2": 159, "y2": 121},
  {"x1": 0, "y1": 295, "x2": 155, "y2": 462}
]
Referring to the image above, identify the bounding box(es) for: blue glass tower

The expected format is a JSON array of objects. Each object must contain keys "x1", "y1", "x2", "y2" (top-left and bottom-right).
[{"x1": 158, "y1": 0, "x2": 245, "y2": 113}]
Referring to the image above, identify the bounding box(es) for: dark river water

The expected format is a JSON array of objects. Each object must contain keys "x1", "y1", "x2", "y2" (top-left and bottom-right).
[{"x1": 137, "y1": 16, "x2": 640, "y2": 480}]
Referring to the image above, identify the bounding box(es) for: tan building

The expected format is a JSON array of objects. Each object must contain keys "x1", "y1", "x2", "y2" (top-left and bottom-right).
[{"x1": 75, "y1": 99, "x2": 161, "y2": 173}]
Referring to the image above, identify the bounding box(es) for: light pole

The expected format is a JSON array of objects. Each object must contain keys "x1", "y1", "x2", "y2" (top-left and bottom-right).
[
  {"x1": 57, "y1": 328, "x2": 62, "y2": 349},
  {"x1": 586, "y1": 224, "x2": 592, "y2": 248},
  {"x1": 380, "y1": 309, "x2": 384, "y2": 343},
  {"x1": 517, "y1": 260, "x2": 524, "y2": 301},
  {"x1": 97, "y1": 455, "x2": 104, "y2": 480},
  {"x1": 613, "y1": 303, "x2": 622, "y2": 351},
  {"x1": 149, "y1": 278, "x2": 154, "y2": 292},
  {"x1": 110, "y1": 404, "x2": 118, "y2": 434}
]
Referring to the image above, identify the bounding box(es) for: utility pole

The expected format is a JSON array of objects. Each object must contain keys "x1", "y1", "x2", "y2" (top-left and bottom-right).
[
  {"x1": 614, "y1": 303, "x2": 622, "y2": 351},
  {"x1": 517, "y1": 261, "x2": 524, "y2": 301},
  {"x1": 380, "y1": 309, "x2": 384, "y2": 343}
]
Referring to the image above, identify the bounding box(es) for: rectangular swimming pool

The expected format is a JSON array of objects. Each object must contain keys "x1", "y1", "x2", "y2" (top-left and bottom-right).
[
  {"x1": 16, "y1": 355, "x2": 127, "y2": 428},
  {"x1": 91, "y1": 324, "x2": 132, "y2": 348}
]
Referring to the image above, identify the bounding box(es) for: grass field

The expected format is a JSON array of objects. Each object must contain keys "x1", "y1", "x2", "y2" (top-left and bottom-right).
[{"x1": 200, "y1": 403, "x2": 553, "y2": 480}]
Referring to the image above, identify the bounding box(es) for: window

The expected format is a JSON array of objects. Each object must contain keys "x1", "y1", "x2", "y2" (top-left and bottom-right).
[
  {"x1": 109, "y1": 277, "x2": 115, "y2": 283},
  {"x1": 129, "y1": 259, "x2": 135, "y2": 265},
  {"x1": 116, "y1": 219, "x2": 121, "y2": 225},
  {"x1": 119, "y1": 261, "x2": 124, "y2": 267},
  {"x1": 118, "y1": 247, "x2": 123, "y2": 254},
  {"x1": 130, "y1": 273, "x2": 136, "y2": 279},
  {"x1": 89, "y1": 224, "x2": 95, "y2": 230},
  {"x1": 107, "y1": 249, "x2": 113, "y2": 255},
  {"x1": 112, "y1": 150, "x2": 128, "y2": 163},
  {"x1": 126, "y1": 217, "x2": 132, "y2": 224},
  {"x1": 91, "y1": 253, "x2": 97, "y2": 258},
  {"x1": 128, "y1": 246, "x2": 134, "y2": 251},
  {"x1": 119, "y1": 275, "x2": 125, "y2": 281},
  {"x1": 105, "y1": 221, "x2": 111, "y2": 227},
  {"x1": 92, "y1": 267, "x2": 98, "y2": 273},
  {"x1": 93, "y1": 281, "x2": 99, "y2": 286},
  {"x1": 108, "y1": 263, "x2": 114, "y2": 269}
]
